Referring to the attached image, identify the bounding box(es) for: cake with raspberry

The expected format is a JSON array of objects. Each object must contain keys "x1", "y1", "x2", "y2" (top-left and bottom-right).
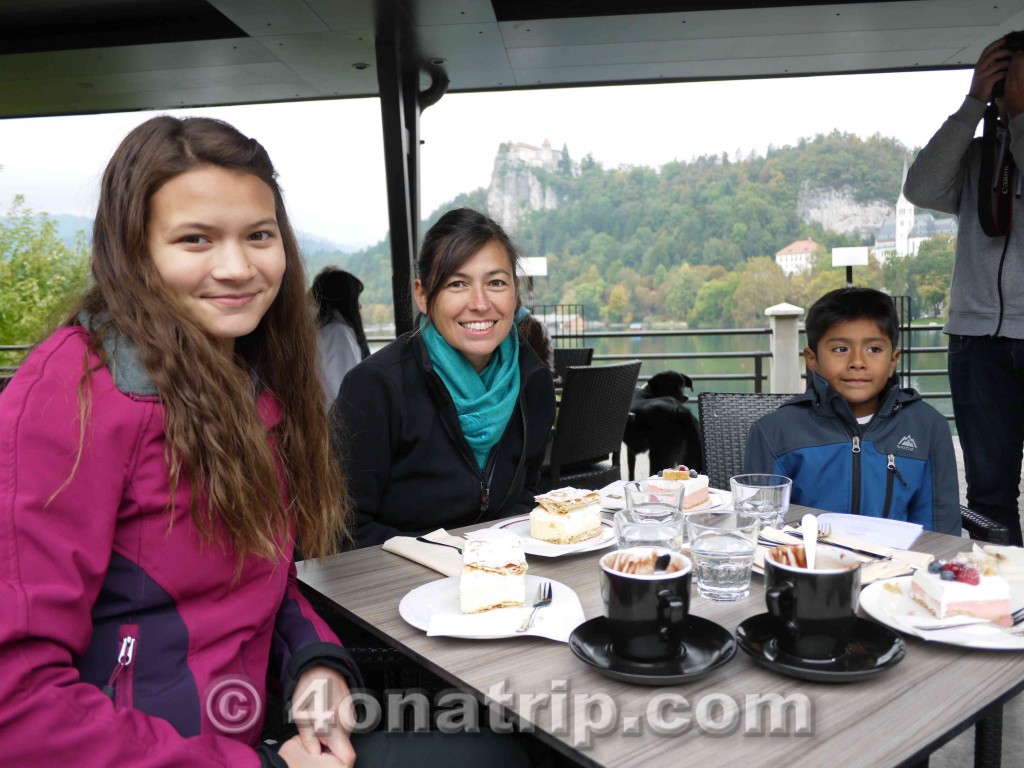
[
  {"x1": 459, "y1": 534, "x2": 528, "y2": 614},
  {"x1": 910, "y1": 556, "x2": 1012, "y2": 626},
  {"x1": 660, "y1": 465, "x2": 710, "y2": 509},
  {"x1": 530, "y1": 487, "x2": 602, "y2": 544}
]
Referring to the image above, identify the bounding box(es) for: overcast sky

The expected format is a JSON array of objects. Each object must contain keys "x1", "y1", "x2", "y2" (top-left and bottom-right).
[{"x1": 0, "y1": 68, "x2": 973, "y2": 250}]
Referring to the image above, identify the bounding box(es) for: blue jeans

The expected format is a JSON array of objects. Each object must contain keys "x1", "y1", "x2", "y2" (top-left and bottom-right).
[{"x1": 948, "y1": 334, "x2": 1024, "y2": 546}]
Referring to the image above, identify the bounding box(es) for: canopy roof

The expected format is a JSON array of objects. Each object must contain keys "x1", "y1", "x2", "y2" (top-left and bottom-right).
[{"x1": 3, "y1": 0, "x2": 1022, "y2": 118}]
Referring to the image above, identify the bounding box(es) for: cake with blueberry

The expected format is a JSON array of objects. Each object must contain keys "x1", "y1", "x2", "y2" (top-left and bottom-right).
[
  {"x1": 459, "y1": 534, "x2": 528, "y2": 614},
  {"x1": 660, "y1": 465, "x2": 710, "y2": 509},
  {"x1": 910, "y1": 555, "x2": 1012, "y2": 626},
  {"x1": 530, "y1": 487, "x2": 602, "y2": 544}
]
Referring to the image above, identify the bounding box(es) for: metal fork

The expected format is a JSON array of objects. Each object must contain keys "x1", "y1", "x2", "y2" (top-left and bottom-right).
[
  {"x1": 817, "y1": 520, "x2": 832, "y2": 539},
  {"x1": 915, "y1": 607, "x2": 1024, "y2": 632},
  {"x1": 516, "y1": 581, "x2": 553, "y2": 632}
]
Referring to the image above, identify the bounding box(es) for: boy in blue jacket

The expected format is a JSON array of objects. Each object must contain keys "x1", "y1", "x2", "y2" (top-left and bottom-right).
[{"x1": 745, "y1": 287, "x2": 960, "y2": 534}]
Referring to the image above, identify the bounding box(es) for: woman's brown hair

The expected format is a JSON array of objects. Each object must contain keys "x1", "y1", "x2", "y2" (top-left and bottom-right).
[{"x1": 70, "y1": 115, "x2": 348, "y2": 564}]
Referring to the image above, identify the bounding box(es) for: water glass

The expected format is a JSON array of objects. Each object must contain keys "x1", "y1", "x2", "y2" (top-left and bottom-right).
[
  {"x1": 729, "y1": 474, "x2": 792, "y2": 529},
  {"x1": 686, "y1": 510, "x2": 760, "y2": 601},
  {"x1": 615, "y1": 480, "x2": 686, "y2": 551}
]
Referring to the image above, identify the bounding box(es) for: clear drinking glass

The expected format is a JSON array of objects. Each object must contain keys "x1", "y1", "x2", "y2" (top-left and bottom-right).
[
  {"x1": 729, "y1": 474, "x2": 792, "y2": 530},
  {"x1": 686, "y1": 510, "x2": 760, "y2": 601},
  {"x1": 615, "y1": 479, "x2": 686, "y2": 551}
]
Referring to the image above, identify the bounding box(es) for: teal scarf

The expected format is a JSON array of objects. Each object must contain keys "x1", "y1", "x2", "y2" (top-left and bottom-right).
[{"x1": 421, "y1": 318, "x2": 521, "y2": 468}]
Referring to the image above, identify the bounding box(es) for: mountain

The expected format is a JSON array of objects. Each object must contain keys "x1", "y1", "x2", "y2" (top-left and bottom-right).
[{"x1": 336, "y1": 130, "x2": 921, "y2": 326}]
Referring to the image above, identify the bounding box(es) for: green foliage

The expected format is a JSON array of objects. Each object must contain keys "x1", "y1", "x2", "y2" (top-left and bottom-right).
[
  {"x1": 0, "y1": 196, "x2": 90, "y2": 364},
  {"x1": 301, "y1": 130, "x2": 952, "y2": 329}
]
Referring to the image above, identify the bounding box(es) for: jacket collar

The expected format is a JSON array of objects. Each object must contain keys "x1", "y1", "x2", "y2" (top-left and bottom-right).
[{"x1": 790, "y1": 371, "x2": 920, "y2": 427}]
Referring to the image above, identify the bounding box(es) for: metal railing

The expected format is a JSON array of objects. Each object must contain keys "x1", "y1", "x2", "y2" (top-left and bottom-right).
[{"x1": 579, "y1": 327, "x2": 774, "y2": 393}]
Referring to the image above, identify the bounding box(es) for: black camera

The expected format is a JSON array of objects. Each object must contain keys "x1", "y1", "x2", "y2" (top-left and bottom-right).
[{"x1": 993, "y1": 30, "x2": 1024, "y2": 98}]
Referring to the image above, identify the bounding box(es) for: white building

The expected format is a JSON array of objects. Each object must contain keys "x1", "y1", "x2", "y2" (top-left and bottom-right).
[
  {"x1": 774, "y1": 237, "x2": 820, "y2": 275},
  {"x1": 874, "y1": 162, "x2": 957, "y2": 262}
]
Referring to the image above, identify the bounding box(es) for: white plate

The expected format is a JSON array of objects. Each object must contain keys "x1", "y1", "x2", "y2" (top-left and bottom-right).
[
  {"x1": 489, "y1": 515, "x2": 616, "y2": 556},
  {"x1": 597, "y1": 480, "x2": 730, "y2": 513},
  {"x1": 860, "y1": 576, "x2": 1024, "y2": 650},
  {"x1": 398, "y1": 575, "x2": 584, "y2": 641}
]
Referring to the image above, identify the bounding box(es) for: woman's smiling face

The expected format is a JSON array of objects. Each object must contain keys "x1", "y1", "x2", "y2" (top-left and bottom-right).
[{"x1": 414, "y1": 238, "x2": 517, "y2": 372}]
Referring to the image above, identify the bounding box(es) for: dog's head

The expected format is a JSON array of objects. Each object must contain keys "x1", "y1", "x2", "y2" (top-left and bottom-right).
[{"x1": 642, "y1": 370, "x2": 693, "y2": 402}]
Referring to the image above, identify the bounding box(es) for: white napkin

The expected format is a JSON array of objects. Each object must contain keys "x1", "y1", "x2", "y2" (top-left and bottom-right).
[
  {"x1": 381, "y1": 529, "x2": 464, "y2": 577},
  {"x1": 771, "y1": 524, "x2": 933, "y2": 571},
  {"x1": 426, "y1": 578, "x2": 585, "y2": 642}
]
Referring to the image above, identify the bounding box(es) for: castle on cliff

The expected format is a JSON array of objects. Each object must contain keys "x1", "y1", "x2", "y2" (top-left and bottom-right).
[{"x1": 486, "y1": 140, "x2": 568, "y2": 231}]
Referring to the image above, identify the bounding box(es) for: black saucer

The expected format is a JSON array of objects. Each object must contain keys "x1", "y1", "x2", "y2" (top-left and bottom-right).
[
  {"x1": 568, "y1": 615, "x2": 736, "y2": 685},
  {"x1": 735, "y1": 613, "x2": 905, "y2": 683}
]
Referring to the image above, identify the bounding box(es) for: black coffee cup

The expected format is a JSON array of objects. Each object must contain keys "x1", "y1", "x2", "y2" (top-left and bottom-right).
[
  {"x1": 764, "y1": 545, "x2": 861, "y2": 660},
  {"x1": 599, "y1": 547, "x2": 692, "y2": 662}
]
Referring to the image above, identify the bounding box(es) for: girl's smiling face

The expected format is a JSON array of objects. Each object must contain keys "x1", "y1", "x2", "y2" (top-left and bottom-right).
[{"x1": 146, "y1": 165, "x2": 285, "y2": 352}]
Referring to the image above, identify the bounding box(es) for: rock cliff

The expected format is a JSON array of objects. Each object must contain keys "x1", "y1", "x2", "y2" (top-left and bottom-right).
[
  {"x1": 796, "y1": 181, "x2": 891, "y2": 238},
  {"x1": 486, "y1": 141, "x2": 563, "y2": 231}
]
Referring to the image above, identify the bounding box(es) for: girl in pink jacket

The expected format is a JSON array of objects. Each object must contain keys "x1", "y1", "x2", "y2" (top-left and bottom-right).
[{"x1": 0, "y1": 116, "x2": 357, "y2": 768}]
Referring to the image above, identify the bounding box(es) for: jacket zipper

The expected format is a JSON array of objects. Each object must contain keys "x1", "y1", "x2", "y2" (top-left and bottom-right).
[
  {"x1": 883, "y1": 454, "x2": 895, "y2": 518},
  {"x1": 102, "y1": 628, "x2": 138, "y2": 709},
  {"x1": 850, "y1": 435, "x2": 861, "y2": 515},
  {"x1": 883, "y1": 453, "x2": 910, "y2": 519}
]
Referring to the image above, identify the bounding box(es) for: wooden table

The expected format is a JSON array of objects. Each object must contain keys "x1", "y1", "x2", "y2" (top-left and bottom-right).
[{"x1": 298, "y1": 509, "x2": 1024, "y2": 768}]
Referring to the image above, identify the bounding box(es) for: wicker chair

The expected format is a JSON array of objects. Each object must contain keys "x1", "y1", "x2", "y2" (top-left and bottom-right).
[
  {"x1": 553, "y1": 347, "x2": 594, "y2": 380},
  {"x1": 697, "y1": 390, "x2": 1006, "y2": 768},
  {"x1": 541, "y1": 360, "x2": 640, "y2": 491}
]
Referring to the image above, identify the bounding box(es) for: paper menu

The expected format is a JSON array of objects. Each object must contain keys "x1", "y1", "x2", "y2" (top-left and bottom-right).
[{"x1": 815, "y1": 513, "x2": 922, "y2": 550}]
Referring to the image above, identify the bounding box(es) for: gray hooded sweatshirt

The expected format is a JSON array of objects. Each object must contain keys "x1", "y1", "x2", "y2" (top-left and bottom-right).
[{"x1": 904, "y1": 96, "x2": 1024, "y2": 339}]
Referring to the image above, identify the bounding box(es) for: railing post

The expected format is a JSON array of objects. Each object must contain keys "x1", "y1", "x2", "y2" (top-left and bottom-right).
[{"x1": 765, "y1": 303, "x2": 805, "y2": 394}]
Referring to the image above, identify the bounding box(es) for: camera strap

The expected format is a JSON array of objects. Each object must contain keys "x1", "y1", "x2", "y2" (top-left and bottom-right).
[{"x1": 978, "y1": 102, "x2": 1017, "y2": 237}]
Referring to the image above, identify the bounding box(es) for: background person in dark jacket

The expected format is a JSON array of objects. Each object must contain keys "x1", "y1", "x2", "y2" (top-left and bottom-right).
[{"x1": 335, "y1": 208, "x2": 556, "y2": 548}]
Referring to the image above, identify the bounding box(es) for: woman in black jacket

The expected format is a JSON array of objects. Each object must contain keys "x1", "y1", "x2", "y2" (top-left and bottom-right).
[{"x1": 334, "y1": 208, "x2": 557, "y2": 548}]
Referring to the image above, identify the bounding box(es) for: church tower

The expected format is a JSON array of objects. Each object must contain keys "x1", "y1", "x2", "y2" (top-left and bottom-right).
[{"x1": 894, "y1": 160, "x2": 916, "y2": 257}]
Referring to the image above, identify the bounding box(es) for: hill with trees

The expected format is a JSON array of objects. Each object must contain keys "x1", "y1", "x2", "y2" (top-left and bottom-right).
[{"x1": 327, "y1": 130, "x2": 955, "y2": 329}]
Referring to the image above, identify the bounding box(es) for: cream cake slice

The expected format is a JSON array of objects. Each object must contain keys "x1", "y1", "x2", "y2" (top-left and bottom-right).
[
  {"x1": 910, "y1": 556, "x2": 1012, "y2": 626},
  {"x1": 459, "y1": 534, "x2": 528, "y2": 614},
  {"x1": 660, "y1": 466, "x2": 710, "y2": 509},
  {"x1": 530, "y1": 487, "x2": 602, "y2": 544}
]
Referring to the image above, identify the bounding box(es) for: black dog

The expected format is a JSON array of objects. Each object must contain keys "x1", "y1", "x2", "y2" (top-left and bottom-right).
[{"x1": 623, "y1": 371, "x2": 703, "y2": 480}]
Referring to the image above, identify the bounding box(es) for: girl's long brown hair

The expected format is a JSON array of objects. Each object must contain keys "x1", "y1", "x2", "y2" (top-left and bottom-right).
[{"x1": 70, "y1": 116, "x2": 348, "y2": 563}]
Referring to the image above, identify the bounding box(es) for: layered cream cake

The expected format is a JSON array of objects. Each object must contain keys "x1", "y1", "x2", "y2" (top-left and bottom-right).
[
  {"x1": 661, "y1": 465, "x2": 710, "y2": 509},
  {"x1": 910, "y1": 554, "x2": 1012, "y2": 626},
  {"x1": 459, "y1": 535, "x2": 528, "y2": 614},
  {"x1": 530, "y1": 487, "x2": 602, "y2": 544}
]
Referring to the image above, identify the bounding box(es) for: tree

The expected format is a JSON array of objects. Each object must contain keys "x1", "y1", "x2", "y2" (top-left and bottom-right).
[
  {"x1": 689, "y1": 274, "x2": 740, "y2": 328},
  {"x1": 731, "y1": 257, "x2": 788, "y2": 327},
  {"x1": 603, "y1": 284, "x2": 632, "y2": 324},
  {"x1": 0, "y1": 196, "x2": 90, "y2": 366}
]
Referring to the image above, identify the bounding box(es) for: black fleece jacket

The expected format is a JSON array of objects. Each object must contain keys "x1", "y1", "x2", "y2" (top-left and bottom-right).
[{"x1": 334, "y1": 332, "x2": 556, "y2": 548}]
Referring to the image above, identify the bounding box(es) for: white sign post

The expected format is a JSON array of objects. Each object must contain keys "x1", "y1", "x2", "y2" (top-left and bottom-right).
[{"x1": 831, "y1": 246, "x2": 869, "y2": 287}]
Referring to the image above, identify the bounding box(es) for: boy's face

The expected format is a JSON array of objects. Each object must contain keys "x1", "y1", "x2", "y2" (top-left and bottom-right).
[{"x1": 804, "y1": 317, "x2": 900, "y2": 419}]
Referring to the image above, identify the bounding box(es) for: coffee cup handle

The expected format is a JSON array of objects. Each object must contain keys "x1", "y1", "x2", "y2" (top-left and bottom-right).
[
  {"x1": 656, "y1": 589, "x2": 686, "y2": 641},
  {"x1": 765, "y1": 581, "x2": 799, "y2": 635}
]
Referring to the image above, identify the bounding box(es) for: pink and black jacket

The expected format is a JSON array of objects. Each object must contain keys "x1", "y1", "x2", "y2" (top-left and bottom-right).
[{"x1": 0, "y1": 327, "x2": 357, "y2": 767}]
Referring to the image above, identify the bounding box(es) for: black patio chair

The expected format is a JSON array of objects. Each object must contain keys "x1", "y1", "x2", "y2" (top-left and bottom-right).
[
  {"x1": 553, "y1": 347, "x2": 594, "y2": 380},
  {"x1": 541, "y1": 359, "x2": 640, "y2": 491},
  {"x1": 697, "y1": 390, "x2": 1006, "y2": 768}
]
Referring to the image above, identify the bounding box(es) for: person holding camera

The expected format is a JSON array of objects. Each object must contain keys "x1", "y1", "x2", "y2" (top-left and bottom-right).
[{"x1": 904, "y1": 34, "x2": 1024, "y2": 546}]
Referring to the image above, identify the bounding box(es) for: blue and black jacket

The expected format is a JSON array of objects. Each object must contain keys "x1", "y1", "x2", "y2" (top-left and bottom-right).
[{"x1": 744, "y1": 373, "x2": 961, "y2": 535}]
